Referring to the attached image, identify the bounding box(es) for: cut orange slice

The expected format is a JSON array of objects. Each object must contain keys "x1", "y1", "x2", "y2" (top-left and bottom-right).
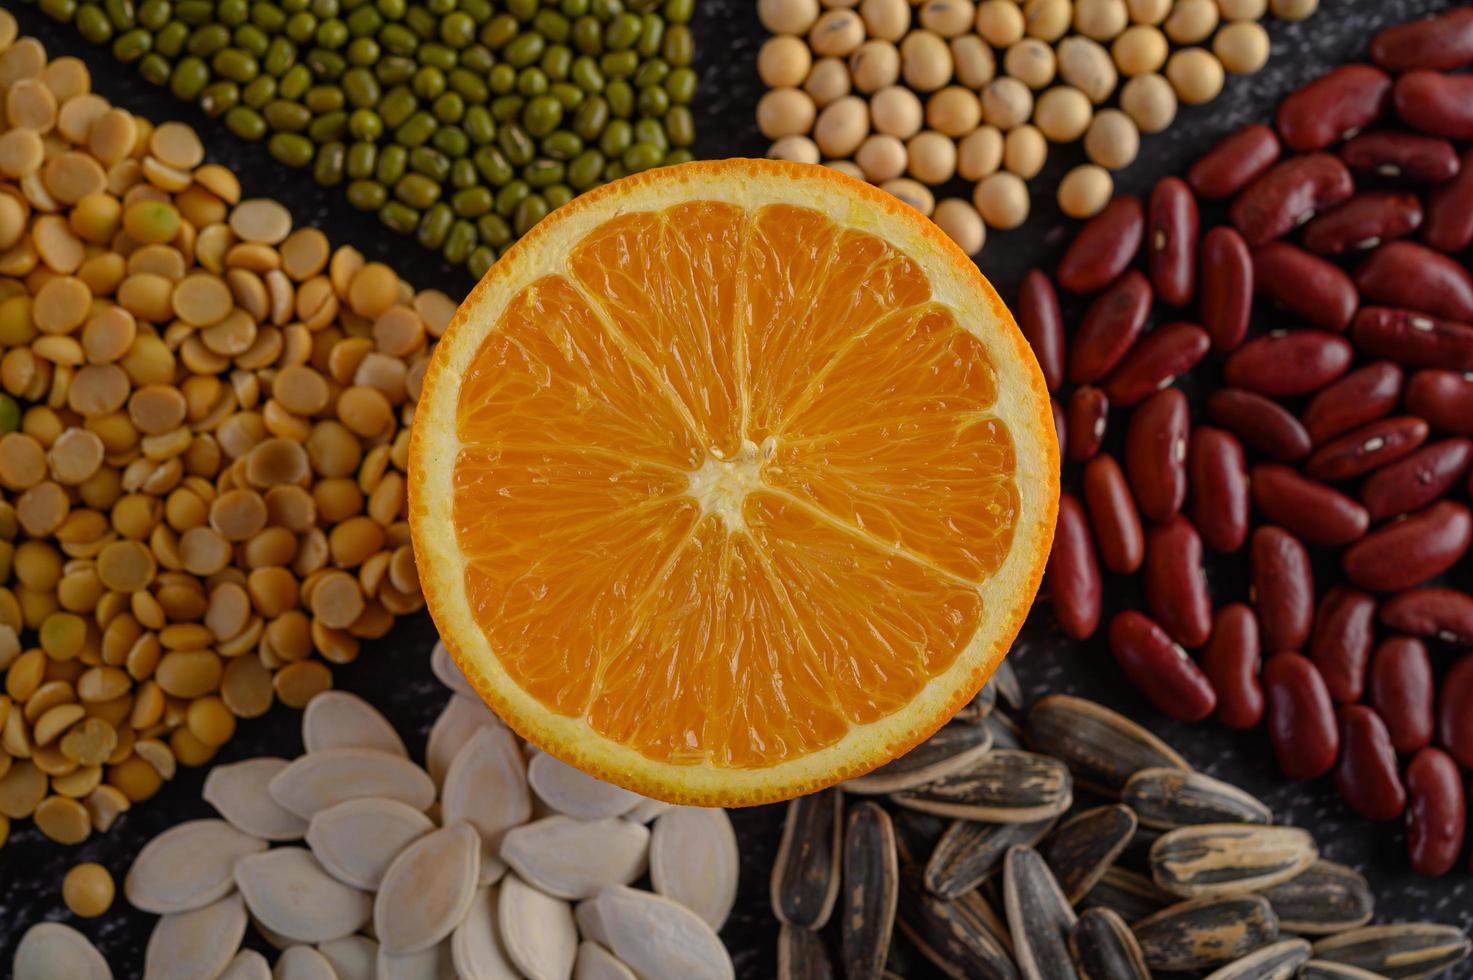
[{"x1": 409, "y1": 160, "x2": 1057, "y2": 806}]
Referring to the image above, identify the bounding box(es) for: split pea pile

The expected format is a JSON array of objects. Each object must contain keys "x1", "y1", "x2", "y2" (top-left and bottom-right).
[
  {"x1": 0, "y1": 20, "x2": 449, "y2": 849},
  {"x1": 757, "y1": 0, "x2": 1317, "y2": 254}
]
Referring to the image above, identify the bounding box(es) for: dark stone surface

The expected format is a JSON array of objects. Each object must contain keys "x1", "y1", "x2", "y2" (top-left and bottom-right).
[{"x1": 1, "y1": 0, "x2": 1471, "y2": 976}]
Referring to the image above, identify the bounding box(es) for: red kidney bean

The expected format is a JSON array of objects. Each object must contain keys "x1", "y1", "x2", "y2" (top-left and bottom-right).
[
  {"x1": 1102, "y1": 322, "x2": 1209, "y2": 407},
  {"x1": 1147, "y1": 177, "x2": 1197, "y2": 306},
  {"x1": 1362, "y1": 439, "x2": 1473, "y2": 522},
  {"x1": 1202, "y1": 604, "x2": 1263, "y2": 730},
  {"x1": 1307, "y1": 587, "x2": 1377, "y2": 704},
  {"x1": 1250, "y1": 464, "x2": 1369, "y2": 547},
  {"x1": 1205, "y1": 389, "x2": 1312, "y2": 462},
  {"x1": 1125, "y1": 388, "x2": 1188, "y2": 523},
  {"x1": 1199, "y1": 226, "x2": 1253, "y2": 352},
  {"x1": 1018, "y1": 270, "x2": 1065, "y2": 392},
  {"x1": 1350, "y1": 307, "x2": 1473, "y2": 370},
  {"x1": 1371, "y1": 7, "x2": 1473, "y2": 72},
  {"x1": 1438, "y1": 654, "x2": 1473, "y2": 770},
  {"x1": 1052, "y1": 396, "x2": 1067, "y2": 459},
  {"x1": 1393, "y1": 70, "x2": 1473, "y2": 141},
  {"x1": 1339, "y1": 130, "x2": 1460, "y2": 183},
  {"x1": 1189, "y1": 426, "x2": 1249, "y2": 553},
  {"x1": 1229, "y1": 153, "x2": 1355, "y2": 246},
  {"x1": 1305, "y1": 416, "x2": 1429, "y2": 483},
  {"x1": 1370, "y1": 638, "x2": 1434, "y2": 754},
  {"x1": 1066, "y1": 385, "x2": 1108, "y2": 462},
  {"x1": 1356, "y1": 240, "x2": 1473, "y2": 322},
  {"x1": 1251, "y1": 526, "x2": 1314, "y2": 654},
  {"x1": 1251, "y1": 241, "x2": 1358, "y2": 332},
  {"x1": 1070, "y1": 271, "x2": 1152, "y2": 384},
  {"x1": 1222, "y1": 330, "x2": 1353, "y2": 398},
  {"x1": 1406, "y1": 370, "x2": 1473, "y2": 435},
  {"x1": 1048, "y1": 493, "x2": 1101, "y2": 640},
  {"x1": 1404, "y1": 747, "x2": 1465, "y2": 877},
  {"x1": 1083, "y1": 454, "x2": 1143, "y2": 575},
  {"x1": 1343, "y1": 500, "x2": 1473, "y2": 592},
  {"x1": 1056, "y1": 196, "x2": 1144, "y2": 295},
  {"x1": 1187, "y1": 123, "x2": 1281, "y2": 200},
  {"x1": 1336, "y1": 705, "x2": 1407, "y2": 822},
  {"x1": 1301, "y1": 191, "x2": 1423, "y2": 255},
  {"x1": 1108, "y1": 610, "x2": 1216, "y2": 722},
  {"x1": 1264, "y1": 652, "x2": 1339, "y2": 781},
  {"x1": 1143, "y1": 516, "x2": 1212, "y2": 649},
  {"x1": 1381, "y1": 588, "x2": 1473, "y2": 646},
  {"x1": 1276, "y1": 65, "x2": 1393, "y2": 152},
  {"x1": 1300, "y1": 361, "x2": 1403, "y2": 446},
  {"x1": 1424, "y1": 147, "x2": 1473, "y2": 253}
]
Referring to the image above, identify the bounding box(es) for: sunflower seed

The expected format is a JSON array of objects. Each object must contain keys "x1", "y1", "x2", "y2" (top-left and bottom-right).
[
  {"x1": 993, "y1": 660, "x2": 1023, "y2": 710},
  {"x1": 235, "y1": 847, "x2": 373, "y2": 944},
  {"x1": 1042, "y1": 805, "x2": 1137, "y2": 905},
  {"x1": 955, "y1": 681, "x2": 998, "y2": 723},
  {"x1": 771, "y1": 787, "x2": 842, "y2": 930},
  {"x1": 924, "y1": 817, "x2": 1054, "y2": 900},
  {"x1": 1312, "y1": 923, "x2": 1472, "y2": 979},
  {"x1": 269, "y1": 748, "x2": 435, "y2": 819},
  {"x1": 897, "y1": 866, "x2": 1019, "y2": 980},
  {"x1": 1260, "y1": 860, "x2": 1374, "y2": 935},
  {"x1": 650, "y1": 807, "x2": 739, "y2": 929},
  {"x1": 893, "y1": 750, "x2": 1072, "y2": 823},
  {"x1": 432, "y1": 639, "x2": 477, "y2": 698},
  {"x1": 273, "y1": 946, "x2": 338, "y2": 980},
  {"x1": 596, "y1": 884, "x2": 735, "y2": 980},
  {"x1": 1078, "y1": 867, "x2": 1175, "y2": 925},
  {"x1": 499, "y1": 874, "x2": 578, "y2": 980},
  {"x1": 778, "y1": 923, "x2": 836, "y2": 980},
  {"x1": 203, "y1": 758, "x2": 309, "y2": 841},
  {"x1": 1298, "y1": 962, "x2": 1390, "y2": 979},
  {"x1": 1025, "y1": 695, "x2": 1189, "y2": 795},
  {"x1": 501, "y1": 816, "x2": 649, "y2": 900},
  {"x1": 841, "y1": 802, "x2": 898, "y2": 980},
  {"x1": 306, "y1": 797, "x2": 435, "y2": 890},
  {"x1": 426, "y1": 694, "x2": 505, "y2": 786},
  {"x1": 220, "y1": 948, "x2": 271, "y2": 980},
  {"x1": 528, "y1": 751, "x2": 642, "y2": 820},
  {"x1": 12, "y1": 923, "x2": 112, "y2": 980},
  {"x1": 451, "y1": 884, "x2": 519, "y2": 980},
  {"x1": 1123, "y1": 767, "x2": 1272, "y2": 830},
  {"x1": 125, "y1": 818, "x2": 268, "y2": 914},
  {"x1": 443, "y1": 725, "x2": 531, "y2": 885},
  {"x1": 986, "y1": 712, "x2": 1025, "y2": 750},
  {"x1": 1069, "y1": 907, "x2": 1149, "y2": 980},
  {"x1": 1132, "y1": 894, "x2": 1279, "y2": 972},
  {"x1": 316, "y1": 936, "x2": 378, "y2": 980},
  {"x1": 144, "y1": 892, "x2": 248, "y2": 980},
  {"x1": 376, "y1": 823, "x2": 481, "y2": 954},
  {"x1": 1201, "y1": 938, "x2": 1312, "y2": 980},
  {"x1": 845, "y1": 724, "x2": 993, "y2": 795},
  {"x1": 1004, "y1": 845, "x2": 1080, "y2": 980},
  {"x1": 302, "y1": 690, "x2": 408, "y2": 758},
  {"x1": 1150, "y1": 824, "x2": 1317, "y2": 897},
  {"x1": 576, "y1": 941, "x2": 637, "y2": 980}
]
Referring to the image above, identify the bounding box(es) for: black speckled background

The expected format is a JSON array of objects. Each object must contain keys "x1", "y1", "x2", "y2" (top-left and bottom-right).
[{"x1": 1, "y1": 0, "x2": 1471, "y2": 976}]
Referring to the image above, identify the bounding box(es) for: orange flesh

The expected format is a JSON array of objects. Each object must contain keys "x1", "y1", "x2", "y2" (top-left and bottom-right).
[{"x1": 451, "y1": 201, "x2": 1020, "y2": 768}]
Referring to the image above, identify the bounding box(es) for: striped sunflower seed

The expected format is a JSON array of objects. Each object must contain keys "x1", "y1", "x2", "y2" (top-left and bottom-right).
[
  {"x1": 992, "y1": 659, "x2": 1023, "y2": 711},
  {"x1": 777, "y1": 923, "x2": 836, "y2": 980},
  {"x1": 1079, "y1": 867, "x2": 1175, "y2": 925},
  {"x1": 1311, "y1": 923, "x2": 1473, "y2": 979},
  {"x1": 1122, "y1": 768, "x2": 1273, "y2": 830},
  {"x1": 1025, "y1": 696, "x2": 1189, "y2": 795},
  {"x1": 1201, "y1": 938, "x2": 1312, "y2": 980},
  {"x1": 841, "y1": 802, "x2": 899, "y2": 980},
  {"x1": 771, "y1": 787, "x2": 842, "y2": 930},
  {"x1": 986, "y1": 712, "x2": 1025, "y2": 750},
  {"x1": 1132, "y1": 894, "x2": 1279, "y2": 972},
  {"x1": 844, "y1": 723, "x2": 993, "y2": 795},
  {"x1": 897, "y1": 866, "x2": 1019, "y2": 980},
  {"x1": 1149, "y1": 824, "x2": 1317, "y2": 897},
  {"x1": 954, "y1": 681, "x2": 998, "y2": 723},
  {"x1": 1041, "y1": 804, "x2": 1137, "y2": 905},
  {"x1": 923, "y1": 816, "x2": 1054, "y2": 900},
  {"x1": 1260, "y1": 860, "x2": 1374, "y2": 935},
  {"x1": 892, "y1": 750, "x2": 1072, "y2": 823},
  {"x1": 1068, "y1": 907, "x2": 1149, "y2": 980},
  {"x1": 1003, "y1": 845, "x2": 1080, "y2": 980},
  {"x1": 1297, "y1": 961, "x2": 1396, "y2": 979}
]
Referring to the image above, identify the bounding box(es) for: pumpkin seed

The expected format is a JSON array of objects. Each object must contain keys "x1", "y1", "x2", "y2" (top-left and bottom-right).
[
  {"x1": 301, "y1": 690, "x2": 407, "y2": 758},
  {"x1": 143, "y1": 892, "x2": 248, "y2": 980},
  {"x1": 219, "y1": 948, "x2": 271, "y2": 979},
  {"x1": 1078, "y1": 867, "x2": 1174, "y2": 925},
  {"x1": 1004, "y1": 845, "x2": 1080, "y2": 980},
  {"x1": 269, "y1": 747, "x2": 435, "y2": 819},
  {"x1": 1122, "y1": 768, "x2": 1272, "y2": 830},
  {"x1": 576, "y1": 940, "x2": 638, "y2": 980},
  {"x1": 625, "y1": 796, "x2": 675, "y2": 823},
  {"x1": 1068, "y1": 907, "x2": 1149, "y2": 980},
  {"x1": 576, "y1": 897, "x2": 612, "y2": 947},
  {"x1": 771, "y1": 787, "x2": 842, "y2": 930},
  {"x1": 843, "y1": 723, "x2": 993, "y2": 795},
  {"x1": 306, "y1": 796, "x2": 435, "y2": 891},
  {"x1": 426, "y1": 693, "x2": 505, "y2": 786},
  {"x1": 595, "y1": 884, "x2": 735, "y2": 980},
  {"x1": 1298, "y1": 961, "x2": 1395, "y2": 979},
  {"x1": 443, "y1": 725, "x2": 532, "y2": 884},
  {"x1": 841, "y1": 801, "x2": 899, "y2": 980},
  {"x1": 432, "y1": 639, "x2": 478, "y2": 698},
  {"x1": 1201, "y1": 938, "x2": 1312, "y2": 980},
  {"x1": 1025, "y1": 695, "x2": 1189, "y2": 795},
  {"x1": 778, "y1": 923, "x2": 837, "y2": 980},
  {"x1": 1149, "y1": 824, "x2": 1316, "y2": 897},
  {"x1": 923, "y1": 817, "x2": 1053, "y2": 900},
  {"x1": 892, "y1": 749, "x2": 1072, "y2": 823},
  {"x1": 650, "y1": 807, "x2": 739, "y2": 929},
  {"x1": 12, "y1": 922, "x2": 112, "y2": 980},
  {"x1": 273, "y1": 946, "x2": 338, "y2": 980},
  {"x1": 1260, "y1": 860, "x2": 1374, "y2": 935},
  {"x1": 316, "y1": 935, "x2": 378, "y2": 980},
  {"x1": 1132, "y1": 894, "x2": 1279, "y2": 972},
  {"x1": 1312, "y1": 923, "x2": 1472, "y2": 979},
  {"x1": 124, "y1": 818, "x2": 267, "y2": 913},
  {"x1": 452, "y1": 885, "x2": 519, "y2": 980},
  {"x1": 376, "y1": 823, "x2": 481, "y2": 954},
  {"x1": 203, "y1": 758, "x2": 310, "y2": 841},
  {"x1": 1041, "y1": 804, "x2": 1137, "y2": 905},
  {"x1": 528, "y1": 750, "x2": 642, "y2": 820},
  {"x1": 234, "y1": 847, "x2": 373, "y2": 944},
  {"x1": 501, "y1": 816, "x2": 649, "y2": 900},
  {"x1": 499, "y1": 873, "x2": 578, "y2": 980},
  {"x1": 376, "y1": 943, "x2": 451, "y2": 980},
  {"x1": 897, "y1": 868, "x2": 1019, "y2": 980}
]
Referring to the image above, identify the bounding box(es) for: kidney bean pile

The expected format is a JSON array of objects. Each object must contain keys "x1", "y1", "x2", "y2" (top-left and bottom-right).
[{"x1": 1036, "y1": 5, "x2": 1473, "y2": 877}]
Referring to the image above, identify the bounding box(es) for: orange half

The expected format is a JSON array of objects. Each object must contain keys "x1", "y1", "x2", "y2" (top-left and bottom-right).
[{"x1": 409, "y1": 160, "x2": 1058, "y2": 806}]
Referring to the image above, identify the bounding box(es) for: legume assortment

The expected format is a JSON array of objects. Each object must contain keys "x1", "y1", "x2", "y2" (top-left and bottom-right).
[
  {"x1": 26, "y1": 0, "x2": 696, "y2": 279},
  {"x1": 0, "y1": 18, "x2": 446, "y2": 849}
]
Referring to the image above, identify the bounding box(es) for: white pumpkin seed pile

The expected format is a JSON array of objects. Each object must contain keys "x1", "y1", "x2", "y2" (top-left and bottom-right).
[
  {"x1": 11, "y1": 639, "x2": 741, "y2": 980},
  {"x1": 772, "y1": 664, "x2": 1473, "y2": 980}
]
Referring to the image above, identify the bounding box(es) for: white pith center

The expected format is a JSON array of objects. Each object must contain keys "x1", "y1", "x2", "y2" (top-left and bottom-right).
[{"x1": 685, "y1": 436, "x2": 776, "y2": 532}]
